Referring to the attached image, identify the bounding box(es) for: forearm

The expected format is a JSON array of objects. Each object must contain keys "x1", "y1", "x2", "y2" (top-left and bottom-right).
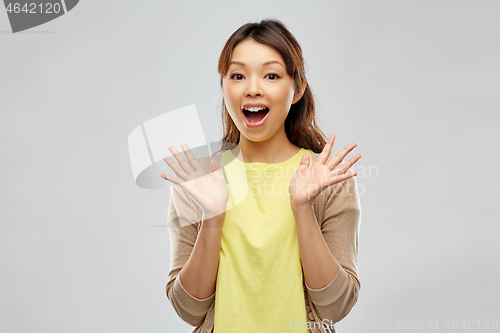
[
  {"x1": 292, "y1": 205, "x2": 340, "y2": 290},
  {"x1": 178, "y1": 213, "x2": 225, "y2": 299}
]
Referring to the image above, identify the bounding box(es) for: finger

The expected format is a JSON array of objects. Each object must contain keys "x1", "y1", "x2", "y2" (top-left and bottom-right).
[
  {"x1": 328, "y1": 170, "x2": 357, "y2": 186},
  {"x1": 327, "y1": 142, "x2": 357, "y2": 171},
  {"x1": 331, "y1": 154, "x2": 361, "y2": 176},
  {"x1": 160, "y1": 172, "x2": 184, "y2": 185},
  {"x1": 163, "y1": 155, "x2": 189, "y2": 181},
  {"x1": 318, "y1": 135, "x2": 335, "y2": 165},
  {"x1": 168, "y1": 146, "x2": 195, "y2": 174},
  {"x1": 180, "y1": 143, "x2": 202, "y2": 171}
]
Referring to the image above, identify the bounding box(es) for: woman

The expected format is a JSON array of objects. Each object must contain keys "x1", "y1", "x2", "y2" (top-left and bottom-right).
[{"x1": 161, "y1": 19, "x2": 362, "y2": 333}]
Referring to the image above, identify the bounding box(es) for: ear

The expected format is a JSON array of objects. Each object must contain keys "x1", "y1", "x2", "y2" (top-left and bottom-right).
[{"x1": 292, "y1": 84, "x2": 306, "y2": 105}]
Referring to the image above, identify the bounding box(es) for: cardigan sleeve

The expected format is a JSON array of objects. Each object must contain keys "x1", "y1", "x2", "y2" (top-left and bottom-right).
[
  {"x1": 165, "y1": 183, "x2": 216, "y2": 327},
  {"x1": 306, "y1": 161, "x2": 362, "y2": 324}
]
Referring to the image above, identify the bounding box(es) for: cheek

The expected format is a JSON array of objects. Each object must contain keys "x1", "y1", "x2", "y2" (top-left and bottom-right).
[
  {"x1": 222, "y1": 84, "x2": 237, "y2": 107},
  {"x1": 222, "y1": 86, "x2": 239, "y2": 119},
  {"x1": 271, "y1": 86, "x2": 295, "y2": 107}
]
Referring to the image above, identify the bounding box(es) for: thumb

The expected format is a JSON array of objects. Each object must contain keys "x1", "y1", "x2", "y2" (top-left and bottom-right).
[
  {"x1": 211, "y1": 156, "x2": 221, "y2": 172},
  {"x1": 298, "y1": 154, "x2": 310, "y2": 169}
]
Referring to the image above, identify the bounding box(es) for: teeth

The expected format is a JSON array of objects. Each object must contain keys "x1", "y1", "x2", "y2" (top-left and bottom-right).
[{"x1": 244, "y1": 106, "x2": 267, "y2": 112}]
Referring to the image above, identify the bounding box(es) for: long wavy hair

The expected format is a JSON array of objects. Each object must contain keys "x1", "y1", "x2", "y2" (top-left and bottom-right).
[{"x1": 216, "y1": 19, "x2": 328, "y2": 155}]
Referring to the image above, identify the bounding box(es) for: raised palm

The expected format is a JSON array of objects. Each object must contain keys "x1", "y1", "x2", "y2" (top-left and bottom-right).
[
  {"x1": 161, "y1": 144, "x2": 229, "y2": 220},
  {"x1": 289, "y1": 135, "x2": 361, "y2": 210}
]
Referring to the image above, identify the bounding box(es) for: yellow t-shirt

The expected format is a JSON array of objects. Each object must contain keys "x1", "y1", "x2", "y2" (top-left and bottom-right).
[{"x1": 213, "y1": 148, "x2": 312, "y2": 333}]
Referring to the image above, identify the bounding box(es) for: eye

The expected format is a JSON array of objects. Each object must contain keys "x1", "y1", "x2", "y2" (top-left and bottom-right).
[
  {"x1": 230, "y1": 73, "x2": 244, "y2": 80},
  {"x1": 266, "y1": 73, "x2": 280, "y2": 80}
]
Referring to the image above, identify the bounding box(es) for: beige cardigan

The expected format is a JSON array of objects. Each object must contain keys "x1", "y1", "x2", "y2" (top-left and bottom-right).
[{"x1": 165, "y1": 151, "x2": 361, "y2": 333}]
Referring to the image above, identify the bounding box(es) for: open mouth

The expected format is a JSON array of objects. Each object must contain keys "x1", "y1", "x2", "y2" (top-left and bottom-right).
[{"x1": 243, "y1": 107, "x2": 269, "y2": 123}]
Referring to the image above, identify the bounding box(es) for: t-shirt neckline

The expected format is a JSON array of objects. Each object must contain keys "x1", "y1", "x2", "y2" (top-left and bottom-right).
[{"x1": 223, "y1": 147, "x2": 309, "y2": 169}]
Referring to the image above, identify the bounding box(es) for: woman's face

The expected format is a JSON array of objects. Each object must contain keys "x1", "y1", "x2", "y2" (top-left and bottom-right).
[{"x1": 222, "y1": 39, "x2": 303, "y2": 143}]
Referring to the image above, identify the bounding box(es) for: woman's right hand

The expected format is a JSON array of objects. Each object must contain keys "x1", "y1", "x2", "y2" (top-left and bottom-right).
[{"x1": 161, "y1": 144, "x2": 229, "y2": 221}]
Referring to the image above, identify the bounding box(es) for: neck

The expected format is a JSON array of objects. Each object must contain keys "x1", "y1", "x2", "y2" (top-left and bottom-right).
[{"x1": 231, "y1": 127, "x2": 300, "y2": 164}]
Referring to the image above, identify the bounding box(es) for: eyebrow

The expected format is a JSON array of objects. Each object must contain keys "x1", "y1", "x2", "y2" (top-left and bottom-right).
[{"x1": 229, "y1": 60, "x2": 284, "y2": 68}]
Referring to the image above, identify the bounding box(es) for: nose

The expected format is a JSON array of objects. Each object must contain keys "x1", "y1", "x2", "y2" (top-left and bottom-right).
[{"x1": 245, "y1": 77, "x2": 263, "y2": 97}]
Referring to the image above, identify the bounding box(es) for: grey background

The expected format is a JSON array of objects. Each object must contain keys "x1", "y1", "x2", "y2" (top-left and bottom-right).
[{"x1": 1, "y1": 0, "x2": 499, "y2": 332}]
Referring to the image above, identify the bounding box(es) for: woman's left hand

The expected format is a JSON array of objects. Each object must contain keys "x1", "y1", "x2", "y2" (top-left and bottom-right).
[{"x1": 289, "y1": 135, "x2": 361, "y2": 210}]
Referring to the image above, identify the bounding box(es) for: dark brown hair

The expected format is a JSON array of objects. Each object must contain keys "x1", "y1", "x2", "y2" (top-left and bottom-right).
[{"x1": 216, "y1": 19, "x2": 328, "y2": 154}]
